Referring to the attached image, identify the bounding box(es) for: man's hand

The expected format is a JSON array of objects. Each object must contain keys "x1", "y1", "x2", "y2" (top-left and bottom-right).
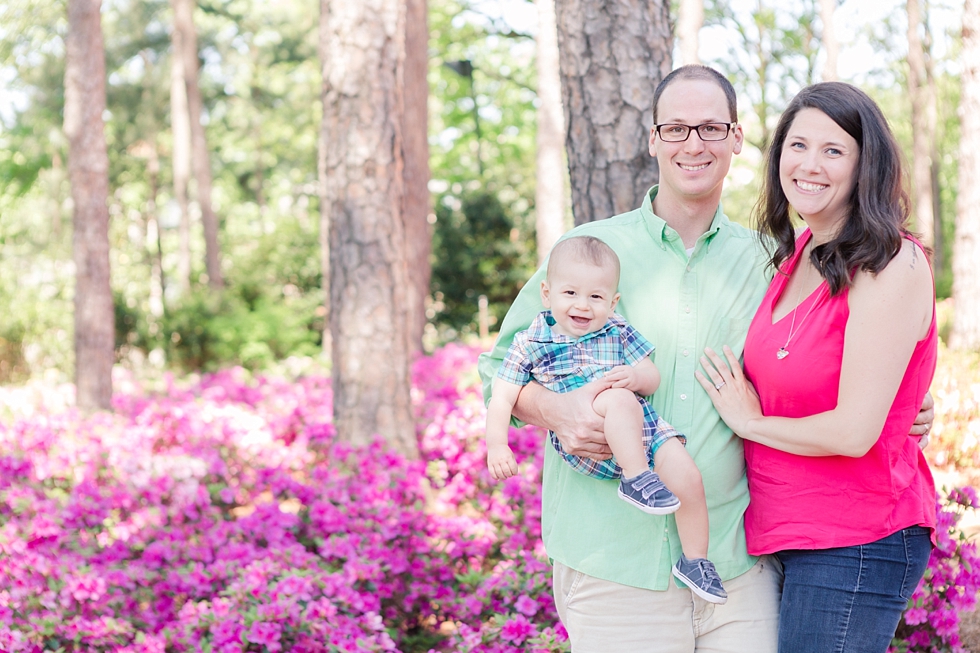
[{"x1": 515, "y1": 379, "x2": 613, "y2": 460}]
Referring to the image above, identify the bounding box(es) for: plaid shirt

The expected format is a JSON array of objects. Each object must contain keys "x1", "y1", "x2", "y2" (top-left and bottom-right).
[{"x1": 497, "y1": 310, "x2": 684, "y2": 479}]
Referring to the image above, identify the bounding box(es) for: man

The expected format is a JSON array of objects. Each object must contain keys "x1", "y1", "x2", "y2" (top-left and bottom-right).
[{"x1": 479, "y1": 64, "x2": 781, "y2": 652}]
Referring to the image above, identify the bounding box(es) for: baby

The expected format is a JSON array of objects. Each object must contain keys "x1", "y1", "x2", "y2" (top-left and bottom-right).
[{"x1": 484, "y1": 235, "x2": 727, "y2": 604}]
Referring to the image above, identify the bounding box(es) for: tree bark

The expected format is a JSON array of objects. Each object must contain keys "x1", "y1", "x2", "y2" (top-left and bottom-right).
[
  {"x1": 174, "y1": 0, "x2": 223, "y2": 288},
  {"x1": 317, "y1": 0, "x2": 332, "y2": 357},
  {"x1": 65, "y1": 0, "x2": 114, "y2": 410},
  {"x1": 951, "y1": 0, "x2": 980, "y2": 351},
  {"x1": 402, "y1": 0, "x2": 431, "y2": 352},
  {"x1": 677, "y1": 0, "x2": 703, "y2": 66},
  {"x1": 170, "y1": 7, "x2": 192, "y2": 292},
  {"x1": 907, "y1": 0, "x2": 937, "y2": 250},
  {"x1": 819, "y1": 0, "x2": 838, "y2": 81},
  {"x1": 322, "y1": 0, "x2": 417, "y2": 456},
  {"x1": 535, "y1": 0, "x2": 566, "y2": 263},
  {"x1": 556, "y1": 0, "x2": 672, "y2": 225}
]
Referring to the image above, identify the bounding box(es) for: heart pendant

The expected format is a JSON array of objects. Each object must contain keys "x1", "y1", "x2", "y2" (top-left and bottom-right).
[{"x1": 776, "y1": 348, "x2": 789, "y2": 360}]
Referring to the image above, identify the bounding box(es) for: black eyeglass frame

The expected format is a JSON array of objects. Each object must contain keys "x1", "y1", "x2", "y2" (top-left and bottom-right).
[{"x1": 653, "y1": 122, "x2": 737, "y2": 142}]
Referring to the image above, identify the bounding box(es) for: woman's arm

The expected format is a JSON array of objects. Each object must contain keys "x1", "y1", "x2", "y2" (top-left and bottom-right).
[{"x1": 698, "y1": 240, "x2": 934, "y2": 457}]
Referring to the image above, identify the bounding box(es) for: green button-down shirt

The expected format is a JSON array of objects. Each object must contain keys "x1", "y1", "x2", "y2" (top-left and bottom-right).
[{"x1": 478, "y1": 186, "x2": 772, "y2": 590}]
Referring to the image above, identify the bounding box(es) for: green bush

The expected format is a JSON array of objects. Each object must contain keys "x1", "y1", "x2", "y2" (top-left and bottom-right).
[
  {"x1": 159, "y1": 289, "x2": 322, "y2": 372},
  {"x1": 430, "y1": 189, "x2": 536, "y2": 335}
]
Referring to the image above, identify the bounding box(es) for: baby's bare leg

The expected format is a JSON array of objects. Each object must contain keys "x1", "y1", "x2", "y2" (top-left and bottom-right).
[
  {"x1": 653, "y1": 439, "x2": 709, "y2": 559},
  {"x1": 591, "y1": 388, "x2": 649, "y2": 479}
]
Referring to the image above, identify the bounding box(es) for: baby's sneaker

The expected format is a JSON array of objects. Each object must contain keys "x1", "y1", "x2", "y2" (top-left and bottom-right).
[
  {"x1": 617, "y1": 470, "x2": 680, "y2": 515},
  {"x1": 672, "y1": 554, "x2": 728, "y2": 604}
]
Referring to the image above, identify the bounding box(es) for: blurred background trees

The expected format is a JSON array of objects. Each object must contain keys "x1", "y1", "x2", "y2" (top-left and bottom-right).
[{"x1": 0, "y1": 0, "x2": 978, "y2": 390}]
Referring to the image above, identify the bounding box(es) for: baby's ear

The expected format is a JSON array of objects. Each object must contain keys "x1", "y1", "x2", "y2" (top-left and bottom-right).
[
  {"x1": 611, "y1": 292, "x2": 621, "y2": 310},
  {"x1": 540, "y1": 280, "x2": 551, "y2": 308}
]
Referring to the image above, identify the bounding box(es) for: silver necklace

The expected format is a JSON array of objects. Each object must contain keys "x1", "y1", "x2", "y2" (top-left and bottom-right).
[{"x1": 777, "y1": 256, "x2": 819, "y2": 360}]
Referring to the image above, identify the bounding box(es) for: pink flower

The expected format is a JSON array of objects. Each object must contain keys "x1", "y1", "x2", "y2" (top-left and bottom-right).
[
  {"x1": 499, "y1": 614, "x2": 535, "y2": 645},
  {"x1": 514, "y1": 594, "x2": 539, "y2": 617},
  {"x1": 246, "y1": 621, "x2": 282, "y2": 652}
]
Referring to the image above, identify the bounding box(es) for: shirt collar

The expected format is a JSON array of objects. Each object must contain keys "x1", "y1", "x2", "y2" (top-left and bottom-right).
[
  {"x1": 527, "y1": 311, "x2": 625, "y2": 344},
  {"x1": 640, "y1": 185, "x2": 730, "y2": 247}
]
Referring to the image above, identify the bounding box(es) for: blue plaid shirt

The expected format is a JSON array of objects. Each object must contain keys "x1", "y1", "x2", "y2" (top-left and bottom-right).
[{"x1": 497, "y1": 310, "x2": 684, "y2": 479}]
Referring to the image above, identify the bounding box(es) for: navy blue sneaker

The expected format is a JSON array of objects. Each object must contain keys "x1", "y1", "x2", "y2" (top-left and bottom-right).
[
  {"x1": 672, "y1": 554, "x2": 728, "y2": 604},
  {"x1": 617, "y1": 470, "x2": 680, "y2": 515}
]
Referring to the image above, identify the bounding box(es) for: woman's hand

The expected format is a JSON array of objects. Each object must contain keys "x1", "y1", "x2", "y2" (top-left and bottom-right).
[{"x1": 695, "y1": 345, "x2": 764, "y2": 439}]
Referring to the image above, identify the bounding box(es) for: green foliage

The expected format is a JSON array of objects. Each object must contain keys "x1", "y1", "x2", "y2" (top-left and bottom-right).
[
  {"x1": 430, "y1": 189, "x2": 536, "y2": 335},
  {"x1": 159, "y1": 288, "x2": 321, "y2": 372}
]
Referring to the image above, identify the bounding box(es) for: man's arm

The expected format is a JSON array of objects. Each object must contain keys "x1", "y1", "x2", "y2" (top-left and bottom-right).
[{"x1": 512, "y1": 379, "x2": 613, "y2": 459}]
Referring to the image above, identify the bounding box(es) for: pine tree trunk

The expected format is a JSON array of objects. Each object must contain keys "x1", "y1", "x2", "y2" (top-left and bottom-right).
[
  {"x1": 819, "y1": 0, "x2": 838, "y2": 81},
  {"x1": 555, "y1": 0, "x2": 672, "y2": 224},
  {"x1": 535, "y1": 0, "x2": 566, "y2": 264},
  {"x1": 65, "y1": 0, "x2": 114, "y2": 410},
  {"x1": 174, "y1": 0, "x2": 223, "y2": 288},
  {"x1": 170, "y1": 5, "x2": 192, "y2": 291},
  {"x1": 317, "y1": 0, "x2": 332, "y2": 357},
  {"x1": 322, "y1": 0, "x2": 417, "y2": 456},
  {"x1": 677, "y1": 0, "x2": 703, "y2": 66},
  {"x1": 402, "y1": 0, "x2": 431, "y2": 352},
  {"x1": 907, "y1": 0, "x2": 937, "y2": 249},
  {"x1": 951, "y1": 0, "x2": 980, "y2": 351}
]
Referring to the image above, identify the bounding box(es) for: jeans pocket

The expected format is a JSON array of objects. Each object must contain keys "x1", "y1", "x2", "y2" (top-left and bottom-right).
[{"x1": 899, "y1": 526, "x2": 932, "y2": 601}]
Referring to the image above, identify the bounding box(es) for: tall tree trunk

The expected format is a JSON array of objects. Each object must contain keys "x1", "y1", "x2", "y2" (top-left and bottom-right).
[
  {"x1": 951, "y1": 0, "x2": 980, "y2": 351},
  {"x1": 677, "y1": 0, "x2": 703, "y2": 66},
  {"x1": 535, "y1": 0, "x2": 566, "y2": 263},
  {"x1": 174, "y1": 0, "x2": 222, "y2": 288},
  {"x1": 318, "y1": 0, "x2": 332, "y2": 357},
  {"x1": 65, "y1": 0, "x2": 113, "y2": 410},
  {"x1": 170, "y1": 9, "x2": 192, "y2": 292},
  {"x1": 907, "y1": 0, "x2": 937, "y2": 250},
  {"x1": 402, "y1": 0, "x2": 431, "y2": 352},
  {"x1": 556, "y1": 0, "x2": 672, "y2": 225},
  {"x1": 819, "y1": 0, "x2": 838, "y2": 81},
  {"x1": 322, "y1": 0, "x2": 416, "y2": 456}
]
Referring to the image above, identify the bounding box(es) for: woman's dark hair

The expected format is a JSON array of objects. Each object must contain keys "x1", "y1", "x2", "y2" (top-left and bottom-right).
[{"x1": 754, "y1": 82, "x2": 912, "y2": 295}]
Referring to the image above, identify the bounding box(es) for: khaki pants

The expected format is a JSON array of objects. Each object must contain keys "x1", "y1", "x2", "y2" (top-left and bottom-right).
[{"x1": 553, "y1": 556, "x2": 782, "y2": 653}]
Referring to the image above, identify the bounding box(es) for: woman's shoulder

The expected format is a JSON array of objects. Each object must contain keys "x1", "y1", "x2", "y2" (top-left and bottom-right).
[{"x1": 851, "y1": 237, "x2": 933, "y2": 302}]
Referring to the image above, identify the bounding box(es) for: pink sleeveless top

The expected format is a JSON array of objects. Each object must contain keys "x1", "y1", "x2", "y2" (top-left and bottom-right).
[{"x1": 742, "y1": 229, "x2": 937, "y2": 554}]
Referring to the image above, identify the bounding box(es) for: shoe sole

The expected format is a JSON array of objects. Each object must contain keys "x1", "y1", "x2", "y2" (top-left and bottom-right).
[
  {"x1": 671, "y1": 566, "x2": 728, "y2": 604},
  {"x1": 617, "y1": 487, "x2": 681, "y2": 515}
]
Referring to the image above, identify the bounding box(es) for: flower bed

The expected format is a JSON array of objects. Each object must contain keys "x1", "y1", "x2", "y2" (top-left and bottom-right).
[{"x1": 0, "y1": 344, "x2": 975, "y2": 651}]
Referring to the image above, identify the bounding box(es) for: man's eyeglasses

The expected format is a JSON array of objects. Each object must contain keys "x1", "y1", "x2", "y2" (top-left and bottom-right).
[{"x1": 654, "y1": 122, "x2": 736, "y2": 142}]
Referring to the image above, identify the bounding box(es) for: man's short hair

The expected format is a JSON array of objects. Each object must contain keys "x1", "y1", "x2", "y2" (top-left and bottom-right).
[
  {"x1": 653, "y1": 65, "x2": 738, "y2": 124},
  {"x1": 547, "y1": 236, "x2": 621, "y2": 282}
]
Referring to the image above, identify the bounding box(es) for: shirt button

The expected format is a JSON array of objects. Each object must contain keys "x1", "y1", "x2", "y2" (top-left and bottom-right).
[
  {"x1": 683, "y1": 349, "x2": 689, "y2": 357},
  {"x1": 680, "y1": 394, "x2": 688, "y2": 400},
  {"x1": 685, "y1": 306, "x2": 691, "y2": 313}
]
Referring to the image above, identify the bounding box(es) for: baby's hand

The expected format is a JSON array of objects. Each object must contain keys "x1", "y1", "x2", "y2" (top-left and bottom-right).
[
  {"x1": 604, "y1": 365, "x2": 638, "y2": 390},
  {"x1": 488, "y1": 444, "x2": 519, "y2": 480}
]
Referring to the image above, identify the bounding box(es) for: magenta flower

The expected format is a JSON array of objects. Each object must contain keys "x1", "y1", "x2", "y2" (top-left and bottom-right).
[{"x1": 499, "y1": 614, "x2": 536, "y2": 645}]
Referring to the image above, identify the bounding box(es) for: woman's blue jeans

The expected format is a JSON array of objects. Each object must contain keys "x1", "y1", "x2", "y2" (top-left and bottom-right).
[{"x1": 776, "y1": 526, "x2": 932, "y2": 653}]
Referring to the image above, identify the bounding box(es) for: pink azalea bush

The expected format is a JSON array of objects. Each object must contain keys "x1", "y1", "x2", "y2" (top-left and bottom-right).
[
  {"x1": 0, "y1": 344, "x2": 973, "y2": 652},
  {"x1": 892, "y1": 487, "x2": 980, "y2": 653},
  {"x1": 0, "y1": 344, "x2": 566, "y2": 652}
]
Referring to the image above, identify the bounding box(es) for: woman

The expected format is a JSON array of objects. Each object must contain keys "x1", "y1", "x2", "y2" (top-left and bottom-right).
[{"x1": 695, "y1": 82, "x2": 936, "y2": 653}]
